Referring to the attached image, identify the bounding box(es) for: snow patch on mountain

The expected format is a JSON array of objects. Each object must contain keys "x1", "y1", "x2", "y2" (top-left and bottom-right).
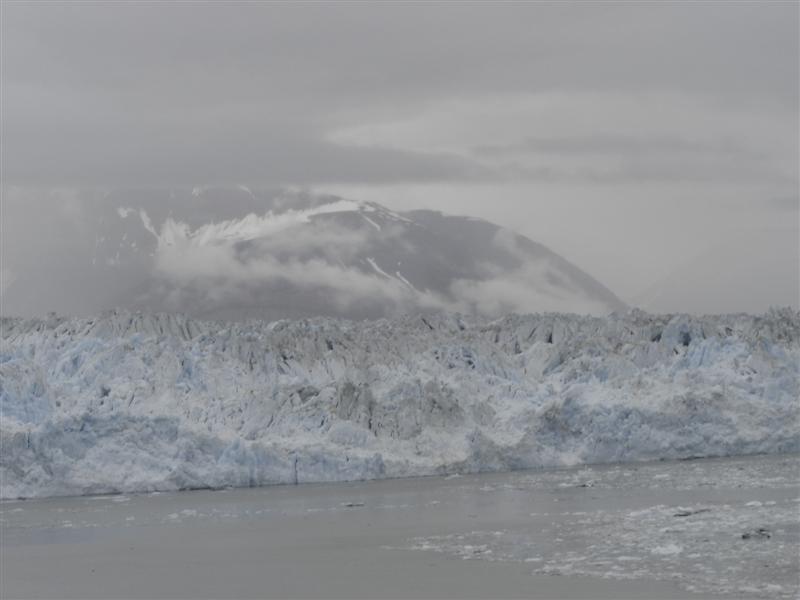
[
  {"x1": 2, "y1": 308, "x2": 798, "y2": 499},
  {"x1": 395, "y1": 271, "x2": 416, "y2": 291},
  {"x1": 365, "y1": 257, "x2": 392, "y2": 279},
  {"x1": 361, "y1": 214, "x2": 382, "y2": 231},
  {"x1": 151, "y1": 199, "x2": 362, "y2": 249}
]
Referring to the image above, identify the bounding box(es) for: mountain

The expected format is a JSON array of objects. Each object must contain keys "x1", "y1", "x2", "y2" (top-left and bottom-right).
[
  {"x1": 0, "y1": 188, "x2": 624, "y2": 320},
  {"x1": 2, "y1": 308, "x2": 797, "y2": 498}
]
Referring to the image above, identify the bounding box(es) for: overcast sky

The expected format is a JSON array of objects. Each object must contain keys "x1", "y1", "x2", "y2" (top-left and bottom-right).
[{"x1": 2, "y1": 1, "x2": 798, "y2": 308}]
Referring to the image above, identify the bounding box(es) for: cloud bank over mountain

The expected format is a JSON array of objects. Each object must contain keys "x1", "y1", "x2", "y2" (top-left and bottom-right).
[
  {"x1": 1, "y1": 189, "x2": 623, "y2": 320},
  {"x1": 3, "y1": 3, "x2": 796, "y2": 313}
]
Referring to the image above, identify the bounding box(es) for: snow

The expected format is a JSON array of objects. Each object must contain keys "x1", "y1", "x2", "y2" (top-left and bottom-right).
[
  {"x1": 1, "y1": 308, "x2": 798, "y2": 500},
  {"x1": 361, "y1": 214, "x2": 382, "y2": 231},
  {"x1": 395, "y1": 271, "x2": 416, "y2": 291},
  {"x1": 236, "y1": 184, "x2": 256, "y2": 199},
  {"x1": 365, "y1": 257, "x2": 392, "y2": 279},
  {"x1": 150, "y1": 199, "x2": 362, "y2": 248},
  {"x1": 361, "y1": 201, "x2": 413, "y2": 223}
]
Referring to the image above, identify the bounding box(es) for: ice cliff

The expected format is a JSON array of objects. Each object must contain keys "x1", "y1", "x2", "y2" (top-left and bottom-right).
[{"x1": 1, "y1": 309, "x2": 798, "y2": 499}]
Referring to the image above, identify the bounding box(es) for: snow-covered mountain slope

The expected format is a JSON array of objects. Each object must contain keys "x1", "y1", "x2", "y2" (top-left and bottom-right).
[
  {"x1": 2, "y1": 309, "x2": 797, "y2": 499},
  {"x1": 0, "y1": 188, "x2": 624, "y2": 320}
]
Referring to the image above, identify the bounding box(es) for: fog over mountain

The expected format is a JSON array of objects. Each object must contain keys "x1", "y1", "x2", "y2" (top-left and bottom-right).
[
  {"x1": 0, "y1": 188, "x2": 623, "y2": 320},
  {"x1": 3, "y1": 3, "x2": 797, "y2": 317},
  {"x1": 635, "y1": 227, "x2": 799, "y2": 315}
]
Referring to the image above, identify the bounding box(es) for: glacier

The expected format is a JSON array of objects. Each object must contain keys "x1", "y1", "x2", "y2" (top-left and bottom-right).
[{"x1": 1, "y1": 309, "x2": 798, "y2": 499}]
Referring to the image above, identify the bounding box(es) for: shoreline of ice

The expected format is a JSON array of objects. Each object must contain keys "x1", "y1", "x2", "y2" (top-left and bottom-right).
[{"x1": 2, "y1": 308, "x2": 798, "y2": 499}]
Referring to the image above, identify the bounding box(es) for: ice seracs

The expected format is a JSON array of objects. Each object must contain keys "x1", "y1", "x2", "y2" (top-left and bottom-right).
[{"x1": 1, "y1": 308, "x2": 798, "y2": 499}]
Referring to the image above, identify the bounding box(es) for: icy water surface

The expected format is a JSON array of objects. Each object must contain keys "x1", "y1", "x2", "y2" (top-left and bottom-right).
[{"x1": 2, "y1": 454, "x2": 798, "y2": 599}]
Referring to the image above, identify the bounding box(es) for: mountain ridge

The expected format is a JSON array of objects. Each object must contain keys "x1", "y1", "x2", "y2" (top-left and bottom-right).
[{"x1": 1, "y1": 189, "x2": 625, "y2": 320}]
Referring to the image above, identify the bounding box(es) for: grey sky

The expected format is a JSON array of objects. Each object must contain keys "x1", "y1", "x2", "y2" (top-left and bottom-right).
[{"x1": 2, "y1": 1, "x2": 798, "y2": 310}]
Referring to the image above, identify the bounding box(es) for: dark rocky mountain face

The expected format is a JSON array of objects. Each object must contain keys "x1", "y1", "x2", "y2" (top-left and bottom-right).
[{"x1": 2, "y1": 188, "x2": 624, "y2": 320}]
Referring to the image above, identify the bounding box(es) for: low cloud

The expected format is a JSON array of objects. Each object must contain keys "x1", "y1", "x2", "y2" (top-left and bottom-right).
[
  {"x1": 449, "y1": 229, "x2": 609, "y2": 316},
  {"x1": 450, "y1": 264, "x2": 609, "y2": 316},
  {"x1": 145, "y1": 207, "x2": 450, "y2": 315},
  {"x1": 767, "y1": 196, "x2": 799, "y2": 212},
  {"x1": 0, "y1": 268, "x2": 16, "y2": 298},
  {"x1": 138, "y1": 204, "x2": 612, "y2": 317}
]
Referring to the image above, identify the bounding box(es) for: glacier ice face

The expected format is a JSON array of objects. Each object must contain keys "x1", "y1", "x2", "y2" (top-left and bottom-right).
[{"x1": 1, "y1": 308, "x2": 798, "y2": 499}]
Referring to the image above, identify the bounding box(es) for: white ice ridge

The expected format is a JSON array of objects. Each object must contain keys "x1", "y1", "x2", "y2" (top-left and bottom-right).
[{"x1": 1, "y1": 308, "x2": 798, "y2": 499}]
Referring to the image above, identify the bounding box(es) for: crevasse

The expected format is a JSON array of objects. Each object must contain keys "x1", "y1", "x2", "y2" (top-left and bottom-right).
[{"x1": 1, "y1": 308, "x2": 798, "y2": 499}]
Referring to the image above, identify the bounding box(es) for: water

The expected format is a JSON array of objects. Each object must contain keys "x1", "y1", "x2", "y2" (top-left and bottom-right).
[{"x1": 2, "y1": 454, "x2": 798, "y2": 599}]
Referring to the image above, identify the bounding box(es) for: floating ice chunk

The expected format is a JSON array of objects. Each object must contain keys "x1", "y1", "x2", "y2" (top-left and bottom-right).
[{"x1": 651, "y1": 543, "x2": 683, "y2": 555}]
